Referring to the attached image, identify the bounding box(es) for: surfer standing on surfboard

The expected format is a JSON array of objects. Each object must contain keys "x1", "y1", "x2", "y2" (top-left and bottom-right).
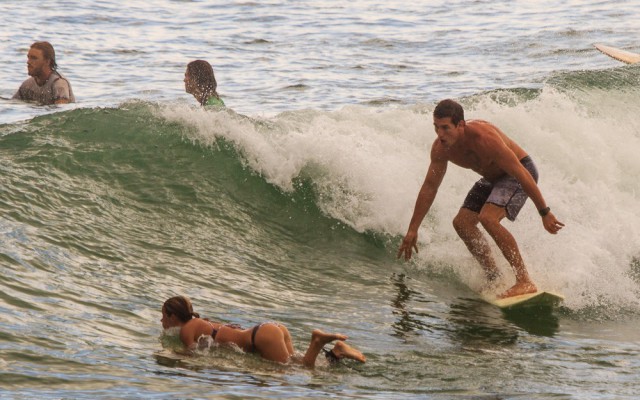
[{"x1": 397, "y1": 99, "x2": 564, "y2": 299}]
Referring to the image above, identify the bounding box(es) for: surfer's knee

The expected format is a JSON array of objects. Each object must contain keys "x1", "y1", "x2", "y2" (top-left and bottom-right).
[
  {"x1": 452, "y1": 209, "x2": 477, "y2": 234},
  {"x1": 478, "y1": 206, "x2": 504, "y2": 231}
]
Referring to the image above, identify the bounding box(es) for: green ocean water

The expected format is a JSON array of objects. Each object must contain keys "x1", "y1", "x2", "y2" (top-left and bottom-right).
[
  {"x1": 3, "y1": 0, "x2": 640, "y2": 395},
  {"x1": 0, "y1": 104, "x2": 395, "y2": 398},
  {"x1": 2, "y1": 72, "x2": 640, "y2": 397}
]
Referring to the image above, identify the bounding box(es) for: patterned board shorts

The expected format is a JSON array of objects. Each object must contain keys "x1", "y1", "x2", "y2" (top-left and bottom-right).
[{"x1": 461, "y1": 156, "x2": 538, "y2": 221}]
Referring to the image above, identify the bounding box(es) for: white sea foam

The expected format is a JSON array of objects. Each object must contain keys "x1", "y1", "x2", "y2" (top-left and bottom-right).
[{"x1": 160, "y1": 86, "x2": 640, "y2": 311}]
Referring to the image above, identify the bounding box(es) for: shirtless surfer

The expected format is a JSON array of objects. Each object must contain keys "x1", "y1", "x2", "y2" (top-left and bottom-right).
[{"x1": 397, "y1": 99, "x2": 564, "y2": 298}]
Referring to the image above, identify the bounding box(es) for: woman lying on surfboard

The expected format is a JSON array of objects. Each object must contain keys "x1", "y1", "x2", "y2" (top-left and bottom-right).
[{"x1": 161, "y1": 295, "x2": 366, "y2": 368}]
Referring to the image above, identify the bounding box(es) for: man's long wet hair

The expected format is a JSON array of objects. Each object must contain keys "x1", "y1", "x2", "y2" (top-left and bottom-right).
[
  {"x1": 163, "y1": 296, "x2": 200, "y2": 323},
  {"x1": 31, "y1": 41, "x2": 58, "y2": 71},
  {"x1": 433, "y1": 99, "x2": 465, "y2": 125},
  {"x1": 186, "y1": 60, "x2": 219, "y2": 104}
]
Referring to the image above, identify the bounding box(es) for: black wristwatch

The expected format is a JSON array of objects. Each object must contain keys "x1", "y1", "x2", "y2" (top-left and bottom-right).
[{"x1": 538, "y1": 207, "x2": 551, "y2": 217}]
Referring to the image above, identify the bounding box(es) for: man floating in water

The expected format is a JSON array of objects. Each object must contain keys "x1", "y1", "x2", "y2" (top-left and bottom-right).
[
  {"x1": 398, "y1": 99, "x2": 564, "y2": 298},
  {"x1": 13, "y1": 41, "x2": 75, "y2": 105}
]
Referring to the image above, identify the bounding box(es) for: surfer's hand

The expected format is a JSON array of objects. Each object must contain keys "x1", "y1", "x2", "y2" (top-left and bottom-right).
[
  {"x1": 397, "y1": 231, "x2": 419, "y2": 261},
  {"x1": 542, "y1": 212, "x2": 564, "y2": 234}
]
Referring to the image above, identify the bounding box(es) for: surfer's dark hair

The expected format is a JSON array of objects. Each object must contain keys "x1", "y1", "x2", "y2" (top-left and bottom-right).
[
  {"x1": 186, "y1": 60, "x2": 218, "y2": 104},
  {"x1": 433, "y1": 99, "x2": 465, "y2": 125},
  {"x1": 31, "y1": 41, "x2": 57, "y2": 71},
  {"x1": 163, "y1": 295, "x2": 200, "y2": 323}
]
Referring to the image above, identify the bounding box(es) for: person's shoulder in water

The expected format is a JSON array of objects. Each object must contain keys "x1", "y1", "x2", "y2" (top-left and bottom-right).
[{"x1": 205, "y1": 94, "x2": 225, "y2": 107}]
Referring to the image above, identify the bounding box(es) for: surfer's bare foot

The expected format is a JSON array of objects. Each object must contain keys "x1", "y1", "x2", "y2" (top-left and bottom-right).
[
  {"x1": 310, "y1": 329, "x2": 348, "y2": 347},
  {"x1": 498, "y1": 281, "x2": 537, "y2": 299},
  {"x1": 303, "y1": 330, "x2": 350, "y2": 368},
  {"x1": 331, "y1": 341, "x2": 366, "y2": 363}
]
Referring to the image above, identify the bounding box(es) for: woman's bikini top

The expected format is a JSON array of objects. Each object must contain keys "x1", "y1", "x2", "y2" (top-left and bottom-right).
[
  {"x1": 210, "y1": 323, "x2": 262, "y2": 353},
  {"x1": 210, "y1": 323, "x2": 240, "y2": 340}
]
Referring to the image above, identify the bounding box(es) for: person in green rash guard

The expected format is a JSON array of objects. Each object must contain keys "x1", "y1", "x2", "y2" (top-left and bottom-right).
[
  {"x1": 205, "y1": 94, "x2": 225, "y2": 107},
  {"x1": 184, "y1": 60, "x2": 225, "y2": 107}
]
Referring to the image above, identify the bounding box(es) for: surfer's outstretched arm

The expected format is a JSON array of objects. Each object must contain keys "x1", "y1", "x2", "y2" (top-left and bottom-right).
[{"x1": 398, "y1": 148, "x2": 448, "y2": 261}]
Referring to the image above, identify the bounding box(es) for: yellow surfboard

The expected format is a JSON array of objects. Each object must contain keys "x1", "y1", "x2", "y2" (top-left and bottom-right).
[
  {"x1": 483, "y1": 291, "x2": 564, "y2": 309},
  {"x1": 594, "y1": 43, "x2": 640, "y2": 64}
]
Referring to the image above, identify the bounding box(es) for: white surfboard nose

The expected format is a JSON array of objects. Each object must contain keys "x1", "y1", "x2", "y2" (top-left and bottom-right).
[
  {"x1": 483, "y1": 291, "x2": 564, "y2": 309},
  {"x1": 594, "y1": 43, "x2": 640, "y2": 64}
]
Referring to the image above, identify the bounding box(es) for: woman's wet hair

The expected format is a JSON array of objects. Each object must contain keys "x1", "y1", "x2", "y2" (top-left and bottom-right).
[
  {"x1": 31, "y1": 41, "x2": 58, "y2": 71},
  {"x1": 186, "y1": 60, "x2": 218, "y2": 103},
  {"x1": 433, "y1": 99, "x2": 465, "y2": 125},
  {"x1": 163, "y1": 295, "x2": 200, "y2": 323}
]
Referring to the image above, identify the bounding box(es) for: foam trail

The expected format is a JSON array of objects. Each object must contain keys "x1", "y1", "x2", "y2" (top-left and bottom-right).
[{"x1": 159, "y1": 89, "x2": 640, "y2": 311}]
